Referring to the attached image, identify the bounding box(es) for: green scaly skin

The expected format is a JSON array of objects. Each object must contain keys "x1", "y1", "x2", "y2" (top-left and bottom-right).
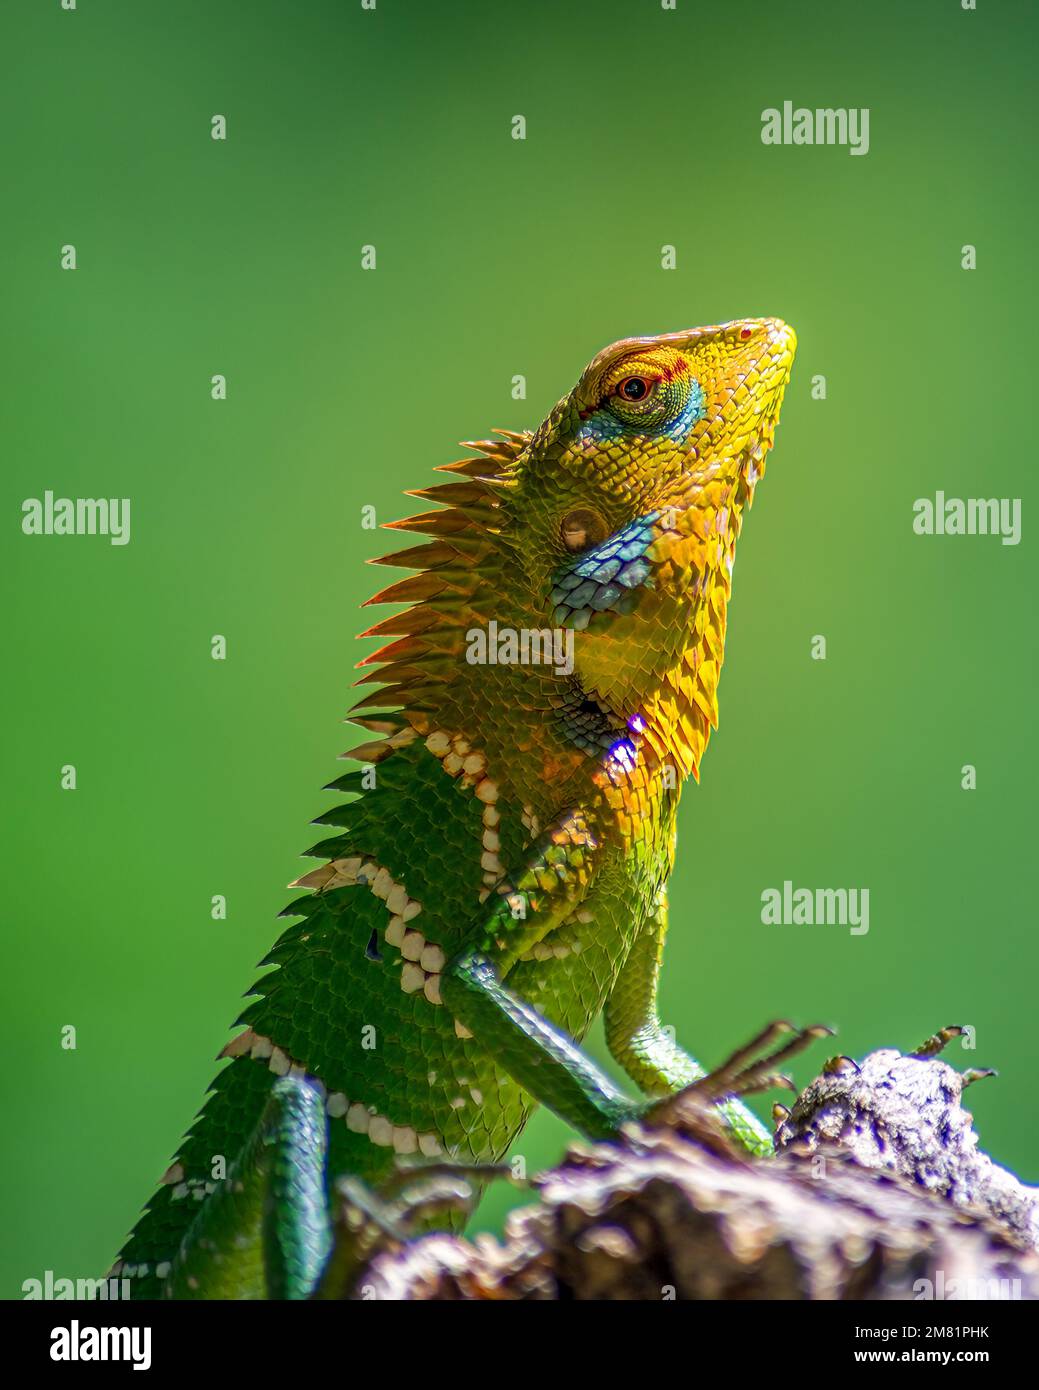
[{"x1": 113, "y1": 317, "x2": 797, "y2": 1298}]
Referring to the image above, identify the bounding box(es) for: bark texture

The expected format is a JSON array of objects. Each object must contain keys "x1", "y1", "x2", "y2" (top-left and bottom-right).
[{"x1": 349, "y1": 1040, "x2": 1039, "y2": 1300}]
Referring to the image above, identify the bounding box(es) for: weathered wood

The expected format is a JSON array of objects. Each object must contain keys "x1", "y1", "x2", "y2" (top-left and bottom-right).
[{"x1": 348, "y1": 1039, "x2": 1039, "y2": 1300}]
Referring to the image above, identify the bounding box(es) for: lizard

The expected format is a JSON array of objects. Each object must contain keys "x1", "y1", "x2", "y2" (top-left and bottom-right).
[{"x1": 111, "y1": 315, "x2": 798, "y2": 1299}]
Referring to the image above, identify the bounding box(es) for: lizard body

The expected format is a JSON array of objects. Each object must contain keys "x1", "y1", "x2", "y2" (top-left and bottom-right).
[{"x1": 113, "y1": 317, "x2": 796, "y2": 1298}]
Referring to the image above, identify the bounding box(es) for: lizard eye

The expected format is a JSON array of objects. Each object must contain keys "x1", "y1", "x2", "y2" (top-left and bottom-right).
[
  {"x1": 616, "y1": 375, "x2": 655, "y2": 403},
  {"x1": 560, "y1": 508, "x2": 607, "y2": 553}
]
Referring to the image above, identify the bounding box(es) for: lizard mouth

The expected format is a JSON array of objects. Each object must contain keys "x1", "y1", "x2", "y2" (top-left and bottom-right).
[
  {"x1": 668, "y1": 318, "x2": 796, "y2": 490},
  {"x1": 719, "y1": 319, "x2": 797, "y2": 491}
]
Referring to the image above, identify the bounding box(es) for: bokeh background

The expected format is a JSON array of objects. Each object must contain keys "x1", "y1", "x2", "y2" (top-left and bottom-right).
[{"x1": 3, "y1": 0, "x2": 1035, "y2": 1296}]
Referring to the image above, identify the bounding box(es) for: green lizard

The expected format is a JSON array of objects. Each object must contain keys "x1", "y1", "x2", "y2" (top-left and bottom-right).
[{"x1": 112, "y1": 316, "x2": 797, "y2": 1299}]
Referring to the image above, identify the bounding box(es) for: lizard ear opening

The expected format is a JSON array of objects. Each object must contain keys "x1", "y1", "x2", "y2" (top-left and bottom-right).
[{"x1": 560, "y1": 508, "x2": 608, "y2": 553}]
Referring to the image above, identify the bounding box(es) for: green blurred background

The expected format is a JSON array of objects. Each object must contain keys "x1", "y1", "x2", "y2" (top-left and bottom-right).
[{"x1": 3, "y1": 0, "x2": 1035, "y2": 1296}]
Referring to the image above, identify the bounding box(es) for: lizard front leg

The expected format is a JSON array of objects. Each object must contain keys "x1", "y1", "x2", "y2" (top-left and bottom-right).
[
  {"x1": 165, "y1": 1075, "x2": 331, "y2": 1300},
  {"x1": 604, "y1": 888, "x2": 775, "y2": 1156},
  {"x1": 440, "y1": 807, "x2": 645, "y2": 1141},
  {"x1": 311, "y1": 810, "x2": 641, "y2": 1298}
]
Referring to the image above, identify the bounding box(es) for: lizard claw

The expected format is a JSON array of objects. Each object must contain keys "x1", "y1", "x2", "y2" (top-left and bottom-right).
[
  {"x1": 912, "y1": 1024, "x2": 969, "y2": 1058},
  {"x1": 638, "y1": 1021, "x2": 832, "y2": 1154},
  {"x1": 315, "y1": 1159, "x2": 518, "y2": 1299}
]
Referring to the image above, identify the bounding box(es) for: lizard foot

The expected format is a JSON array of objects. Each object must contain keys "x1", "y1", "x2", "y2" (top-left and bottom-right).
[
  {"x1": 910, "y1": 1023, "x2": 997, "y2": 1086},
  {"x1": 637, "y1": 1020, "x2": 834, "y2": 1158},
  {"x1": 352, "y1": 1158, "x2": 516, "y2": 1235},
  {"x1": 312, "y1": 1159, "x2": 516, "y2": 1298}
]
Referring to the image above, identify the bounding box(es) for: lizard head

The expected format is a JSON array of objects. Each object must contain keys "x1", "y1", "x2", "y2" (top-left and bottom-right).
[
  {"x1": 504, "y1": 317, "x2": 797, "y2": 777},
  {"x1": 361, "y1": 318, "x2": 795, "y2": 786}
]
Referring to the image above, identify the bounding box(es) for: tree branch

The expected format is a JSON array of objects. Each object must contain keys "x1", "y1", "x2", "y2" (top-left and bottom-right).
[{"x1": 348, "y1": 1033, "x2": 1039, "y2": 1300}]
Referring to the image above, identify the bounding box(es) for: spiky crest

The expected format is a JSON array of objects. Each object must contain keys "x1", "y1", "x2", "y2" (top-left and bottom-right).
[{"x1": 341, "y1": 430, "x2": 532, "y2": 758}]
